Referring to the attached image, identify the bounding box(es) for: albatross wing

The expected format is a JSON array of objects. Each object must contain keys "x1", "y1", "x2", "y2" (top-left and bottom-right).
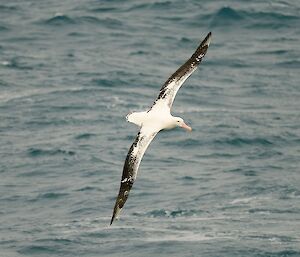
[
  {"x1": 110, "y1": 128, "x2": 158, "y2": 225},
  {"x1": 151, "y1": 32, "x2": 211, "y2": 110}
]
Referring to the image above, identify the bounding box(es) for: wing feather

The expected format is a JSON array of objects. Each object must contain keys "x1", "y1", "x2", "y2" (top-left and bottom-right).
[
  {"x1": 110, "y1": 129, "x2": 157, "y2": 225},
  {"x1": 150, "y1": 32, "x2": 211, "y2": 110}
]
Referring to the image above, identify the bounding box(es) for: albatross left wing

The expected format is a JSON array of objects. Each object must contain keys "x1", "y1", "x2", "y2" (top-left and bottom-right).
[
  {"x1": 110, "y1": 128, "x2": 158, "y2": 225},
  {"x1": 151, "y1": 32, "x2": 211, "y2": 111}
]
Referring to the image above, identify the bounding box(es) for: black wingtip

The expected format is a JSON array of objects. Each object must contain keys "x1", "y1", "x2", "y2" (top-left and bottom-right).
[
  {"x1": 110, "y1": 203, "x2": 122, "y2": 225},
  {"x1": 202, "y1": 32, "x2": 212, "y2": 47},
  {"x1": 110, "y1": 215, "x2": 114, "y2": 226},
  {"x1": 110, "y1": 208, "x2": 117, "y2": 225}
]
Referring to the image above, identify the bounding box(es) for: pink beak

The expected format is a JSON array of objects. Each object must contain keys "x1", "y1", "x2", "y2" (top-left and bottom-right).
[{"x1": 181, "y1": 122, "x2": 192, "y2": 132}]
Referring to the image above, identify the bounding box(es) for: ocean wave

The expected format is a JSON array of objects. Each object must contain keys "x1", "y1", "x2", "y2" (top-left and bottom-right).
[
  {"x1": 79, "y1": 16, "x2": 123, "y2": 28},
  {"x1": 278, "y1": 185, "x2": 300, "y2": 200},
  {"x1": 163, "y1": 134, "x2": 281, "y2": 151},
  {"x1": 142, "y1": 208, "x2": 202, "y2": 218},
  {"x1": 255, "y1": 49, "x2": 290, "y2": 56},
  {"x1": 35, "y1": 192, "x2": 69, "y2": 200},
  {"x1": 127, "y1": 1, "x2": 173, "y2": 12},
  {"x1": 91, "y1": 78, "x2": 129, "y2": 88},
  {"x1": 74, "y1": 133, "x2": 96, "y2": 140},
  {"x1": 40, "y1": 13, "x2": 123, "y2": 28},
  {"x1": 277, "y1": 60, "x2": 300, "y2": 68},
  {"x1": 0, "y1": 25, "x2": 9, "y2": 31},
  {"x1": 75, "y1": 186, "x2": 98, "y2": 192},
  {"x1": 190, "y1": 6, "x2": 299, "y2": 29},
  {"x1": 18, "y1": 245, "x2": 60, "y2": 255},
  {"x1": 214, "y1": 137, "x2": 273, "y2": 147},
  {"x1": 225, "y1": 168, "x2": 257, "y2": 176},
  {"x1": 165, "y1": 138, "x2": 200, "y2": 147},
  {"x1": 70, "y1": 207, "x2": 97, "y2": 214},
  {"x1": 0, "y1": 5, "x2": 18, "y2": 12},
  {"x1": 248, "y1": 207, "x2": 300, "y2": 214},
  {"x1": 90, "y1": 7, "x2": 118, "y2": 13},
  {"x1": 196, "y1": 152, "x2": 237, "y2": 159},
  {"x1": 27, "y1": 148, "x2": 76, "y2": 157},
  {"x1": 0, "y1": 86, "x2": 99, "y2": 104},
  {"x1": 18, "y1": 237, "x2": 77, "y2": 255},
  {"x1": 77, "y1": 16, "x2": 103, "y2": 24},
  {"x1": 246, "y1": 10, "x2": 299, "y2": 27},
  {"x1": 178, "y1": 175, "x2": 198, "y2": 181},
  {"x1": 211, "y1": 6, "x2": 244, "y2": 24},
  {"x1": 2, "y1": 57, "x2": 34, "y2": 70},
  {"x1": 129, "y1": 50, "x2": 160, "y2": 56},
  {"x1": 67, "y1": 31, "x2": 87, "y2": 37},
  {"x1": 247, "y1": 234, "x2": 299, "y2": 243},
  {"x1": 43, "y1": 13, "x2": 76, "y2": 25}
]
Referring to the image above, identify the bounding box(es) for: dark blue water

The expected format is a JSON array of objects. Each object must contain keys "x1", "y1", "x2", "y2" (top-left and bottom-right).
[{"x1": 1, "y1": 1, "x2": 300, "y2": 256}]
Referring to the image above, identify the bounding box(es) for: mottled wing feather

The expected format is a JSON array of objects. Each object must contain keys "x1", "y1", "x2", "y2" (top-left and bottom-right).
[
  {"x1": 110, "y1": 129, "x2": 157, "y2": 225},
  {"x1": 151, "y1": 32, "x2": 211, "y2": 110}
]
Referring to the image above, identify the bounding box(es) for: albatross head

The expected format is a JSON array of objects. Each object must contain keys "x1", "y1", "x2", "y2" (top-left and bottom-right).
[{"x1": 173, "y1": 117, "x2": 192, "y2": 132}]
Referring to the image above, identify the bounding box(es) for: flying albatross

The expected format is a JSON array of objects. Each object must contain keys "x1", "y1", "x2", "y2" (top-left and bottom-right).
[{"x1": 110, "y1": 32, "x2": 212, "y2": 225}]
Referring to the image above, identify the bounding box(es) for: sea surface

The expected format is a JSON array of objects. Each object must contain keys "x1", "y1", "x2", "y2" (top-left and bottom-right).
[{"x1": 1, "y1": 0, "x2": 300, "y2": 256}]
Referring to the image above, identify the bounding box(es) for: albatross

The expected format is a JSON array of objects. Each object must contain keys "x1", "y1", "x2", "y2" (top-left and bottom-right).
[{"x1": 110, "y1": 32, "x2": 212, "y2": 225}]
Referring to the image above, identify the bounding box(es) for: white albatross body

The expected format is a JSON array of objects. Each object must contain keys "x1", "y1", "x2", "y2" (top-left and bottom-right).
[
  {"x1": 110, "y1": 32, "x2": 212, "y2": 225},
  {"x1": 126, "y1": 108, "x2": 192, "y2": 133}
]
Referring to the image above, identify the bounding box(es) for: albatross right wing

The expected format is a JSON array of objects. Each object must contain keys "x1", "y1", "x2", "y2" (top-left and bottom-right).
[
  {"x1": 110, "y1": 128, "x2": 158, "y2": 225},
  {"x1": 150, "y1": 32, "x2": 211, "y2": 111}
]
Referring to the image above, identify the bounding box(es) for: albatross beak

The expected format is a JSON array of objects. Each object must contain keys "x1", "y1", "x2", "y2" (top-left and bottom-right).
[{"x1": 181, "y1": 122, "x2": 192, "y2": 132}]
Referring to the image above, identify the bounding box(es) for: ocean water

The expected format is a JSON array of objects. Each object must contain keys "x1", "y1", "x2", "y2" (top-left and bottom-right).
[{"x1": 1, "y1": 0, "x2": 300, "y2": 256}]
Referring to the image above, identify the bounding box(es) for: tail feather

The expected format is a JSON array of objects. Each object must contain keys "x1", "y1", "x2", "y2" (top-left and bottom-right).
[{"x1": 126, "y1": 111, "x2": 147, "y2": 127}]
